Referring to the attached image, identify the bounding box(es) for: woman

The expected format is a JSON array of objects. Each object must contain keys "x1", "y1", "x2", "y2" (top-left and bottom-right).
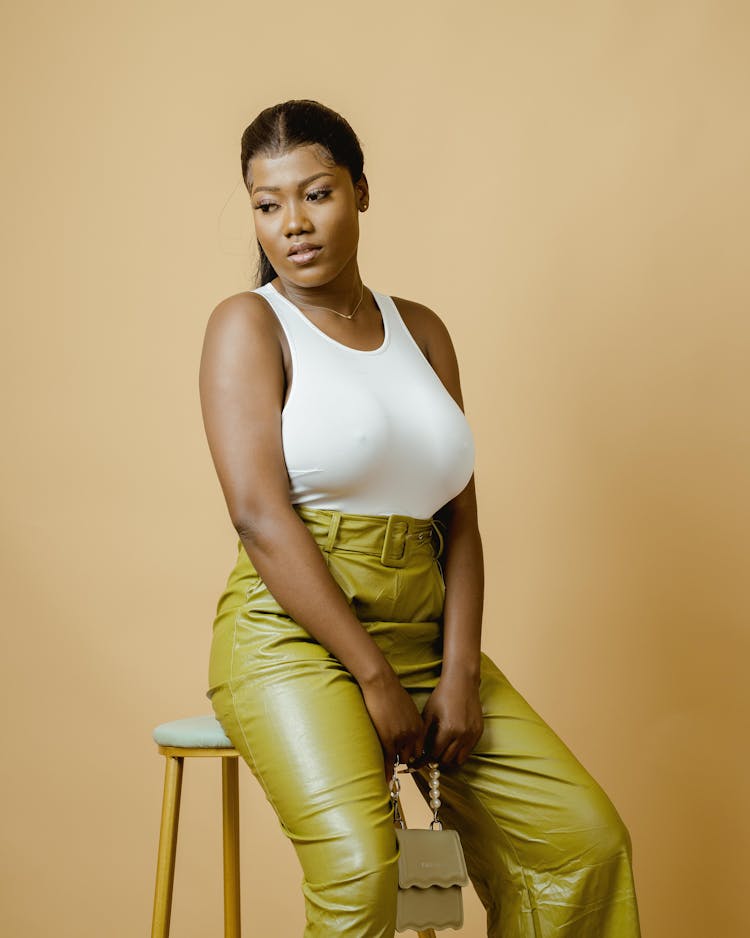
[{"x1": 200, "y1": 99, "x2": 641, "y2": 938}]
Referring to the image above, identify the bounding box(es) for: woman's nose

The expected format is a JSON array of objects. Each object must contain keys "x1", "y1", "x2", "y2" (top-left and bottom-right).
[{"x1": 284, "y1": 199, "x2": 311, "y2": 234}]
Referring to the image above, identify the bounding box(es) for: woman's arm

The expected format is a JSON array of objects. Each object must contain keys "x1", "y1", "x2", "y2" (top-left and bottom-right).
[
  {"x1": 396, "y1": 299, "x2": 485, "y2": 767},
  {"x1": 199, "y1": 292, "x2": 425, "y2": 776},
  {"x1": 435, "y1": 476, "x2": 484, "y2": 685},
  {"x1": 427, "y1": 476, "x2": 485, "y2": 766}
]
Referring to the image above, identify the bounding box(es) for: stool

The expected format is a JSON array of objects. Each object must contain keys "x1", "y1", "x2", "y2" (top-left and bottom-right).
[
  {"x1": 151, "y1": 715, "x2": 240, "y2": 938},
  {"x1": 150, "y1": 714, "x2": 436, "y2": 938}
]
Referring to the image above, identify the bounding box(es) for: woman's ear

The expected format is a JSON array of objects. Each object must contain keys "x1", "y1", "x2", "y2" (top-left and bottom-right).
[{"x1": 355, "y1": 173, "x2": 369, "y2": 209}]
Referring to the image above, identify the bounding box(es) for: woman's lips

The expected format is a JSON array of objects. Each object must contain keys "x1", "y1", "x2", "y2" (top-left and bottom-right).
[{"x1": 288, "y1": 246, "x2": 323, "y2": 265}]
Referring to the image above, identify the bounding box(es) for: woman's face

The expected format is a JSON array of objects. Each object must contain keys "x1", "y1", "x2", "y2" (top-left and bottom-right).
[{"x1": 247, "y1": 144, "x2": 367, "y2": 287}]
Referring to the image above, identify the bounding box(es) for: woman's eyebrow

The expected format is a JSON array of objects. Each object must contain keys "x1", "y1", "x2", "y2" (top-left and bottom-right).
[{"x1": 251, "y1": 172, "x2": 335, "y2": 195}]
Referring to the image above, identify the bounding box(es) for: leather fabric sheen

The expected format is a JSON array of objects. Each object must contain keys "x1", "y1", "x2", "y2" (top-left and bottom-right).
[{"x1": 207, "y1": 506, "x2": 642, "y2": 937}]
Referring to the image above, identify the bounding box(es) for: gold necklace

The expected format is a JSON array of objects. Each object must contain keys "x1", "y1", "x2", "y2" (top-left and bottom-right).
[{"x1": 291, "y1": 280, "x2": 366, "y2": 320}]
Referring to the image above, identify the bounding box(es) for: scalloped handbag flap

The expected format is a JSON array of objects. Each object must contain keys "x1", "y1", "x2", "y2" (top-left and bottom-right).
[{"x1": 395, "y1": 828, "x2": 469, "y2": 888}]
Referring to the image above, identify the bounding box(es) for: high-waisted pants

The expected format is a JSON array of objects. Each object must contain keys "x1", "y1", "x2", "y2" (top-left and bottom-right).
[{"x1": 206, "y1": 506, "x2": 642, "y2": 938}]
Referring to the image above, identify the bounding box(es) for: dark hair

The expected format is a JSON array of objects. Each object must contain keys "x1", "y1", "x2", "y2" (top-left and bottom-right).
[{"x1": 240, "y1": 99, "x2": 365, "y2": 286}]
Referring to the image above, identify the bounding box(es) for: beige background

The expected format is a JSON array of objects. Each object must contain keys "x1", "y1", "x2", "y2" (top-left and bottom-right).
[{"x1": 2, "y1": 1, "x2": 748, "y2": 935}]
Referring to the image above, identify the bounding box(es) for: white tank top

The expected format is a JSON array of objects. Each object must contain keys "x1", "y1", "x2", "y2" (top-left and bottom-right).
[{"x1": 255, "y1": 281, "x2": 475, "y2": 519}]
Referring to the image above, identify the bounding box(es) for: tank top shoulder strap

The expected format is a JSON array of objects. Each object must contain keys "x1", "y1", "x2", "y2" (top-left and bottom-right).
[
  {"x1": 377, "y1": 292, "x2": 424, "y2": 356},
  {"x1": 251, "y1": 282, "x2": 305, "y2": 340}
]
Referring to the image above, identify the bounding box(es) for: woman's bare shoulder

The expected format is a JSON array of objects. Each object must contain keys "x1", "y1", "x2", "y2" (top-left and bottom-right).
[
  {"x1": 200, "y1": 289, "x2": 287, "y2": 395},
  {"x1": 202, "y1": 290, "x2": 289, "y2": 367},
  {"x1": 206, "y1": 289, "x2": 277, "y2": 333}
]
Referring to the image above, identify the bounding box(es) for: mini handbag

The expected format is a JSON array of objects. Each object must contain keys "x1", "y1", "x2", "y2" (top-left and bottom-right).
[{"x1": 389, "y1": 758, "x2": 469, "y2": 932}]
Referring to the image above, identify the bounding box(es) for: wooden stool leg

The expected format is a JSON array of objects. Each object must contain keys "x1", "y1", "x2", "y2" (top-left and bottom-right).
[
  {"x1": 151, "y1": 755, "x2": 184, "y2": 938},
  {"x1": 222, "y1": 756, "x2": 241, "y2": 938}
]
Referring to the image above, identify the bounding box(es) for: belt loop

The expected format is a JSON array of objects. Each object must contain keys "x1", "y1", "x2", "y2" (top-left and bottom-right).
[
  {"x1": 381, "y1": 515, "x2": 409, "y2": 567},
  {"x1": 324, "y1": 510, "x2": 342, "y2": 552}
]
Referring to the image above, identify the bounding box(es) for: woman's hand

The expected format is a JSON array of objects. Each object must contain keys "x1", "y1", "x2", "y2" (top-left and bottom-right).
[
  {"x1": 360, "y1": 669, "x2": 426, "y2": 781},
  {"x1": 421, "y1": 671, "x2": 484, "y2": 768}
]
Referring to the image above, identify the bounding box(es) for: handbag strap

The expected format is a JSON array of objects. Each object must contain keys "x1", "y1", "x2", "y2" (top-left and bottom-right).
[{"x1": 389, "y1": 756, "x2": 444, "y2": 831}]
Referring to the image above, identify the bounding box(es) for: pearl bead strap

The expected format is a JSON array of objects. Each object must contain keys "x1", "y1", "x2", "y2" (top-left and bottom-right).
[{"x1": 389, "y1": 757, "x2": 444, "y2": 831}]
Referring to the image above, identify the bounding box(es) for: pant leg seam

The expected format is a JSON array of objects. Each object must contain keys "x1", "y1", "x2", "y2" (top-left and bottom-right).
[{"x1": 226, "y1": 604, "x2": 272, "y2": 797}]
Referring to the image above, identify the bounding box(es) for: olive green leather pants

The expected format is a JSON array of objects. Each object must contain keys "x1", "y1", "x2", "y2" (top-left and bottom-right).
[{"x1": 207, "y1": 506, "x2": 642, "y2": 937}]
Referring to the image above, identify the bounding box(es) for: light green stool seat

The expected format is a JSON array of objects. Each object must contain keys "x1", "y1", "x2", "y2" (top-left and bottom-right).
[
  {"x1": 150, "y1": 714, "x2": 241, "y2": 938},
  {"x1": 153, "y1": 715, "x2": 233, "y2": 749}
]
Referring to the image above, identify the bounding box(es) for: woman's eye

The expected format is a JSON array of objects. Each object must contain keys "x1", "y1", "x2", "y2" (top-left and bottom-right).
[
  {"x1": 306, "y1": 187, "x2": 331, "y2": 201},
  {"x1": 254, "y1": 188, "x2": 330, "y2": 213}
]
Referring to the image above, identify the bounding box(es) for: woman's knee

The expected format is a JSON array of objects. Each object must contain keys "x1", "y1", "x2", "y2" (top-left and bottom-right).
[
  {"x1": 302, "y1": 826, "x2": 399, "y2": 935},
  {"x1": 573, "y1": 783, "x2": 634, "y2": 865}
]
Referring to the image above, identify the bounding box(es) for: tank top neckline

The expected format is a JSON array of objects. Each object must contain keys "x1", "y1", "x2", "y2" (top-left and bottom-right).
[{"x1": 264, "y1": 281, "x2": 391, "y2": 356}]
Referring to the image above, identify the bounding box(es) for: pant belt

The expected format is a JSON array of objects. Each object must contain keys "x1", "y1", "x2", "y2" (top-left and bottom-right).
[{"x1": 294, "y1": 506, "x2": 444, "y2": 568}]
